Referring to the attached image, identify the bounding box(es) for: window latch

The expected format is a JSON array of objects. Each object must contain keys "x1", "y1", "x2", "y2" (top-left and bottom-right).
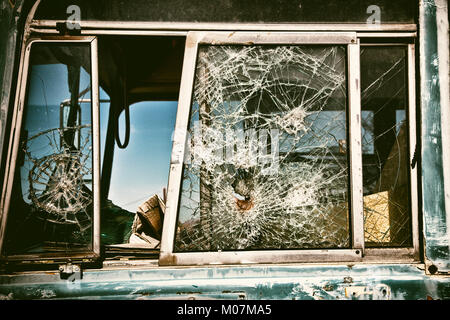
[{"x1": 59, "y1": 262, "x2": 82, "y2": 281}]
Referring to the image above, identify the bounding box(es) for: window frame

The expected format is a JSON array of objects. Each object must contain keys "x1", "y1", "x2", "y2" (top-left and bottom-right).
[
  {"x1": 159, "y1": 31, "x2": 367, "y2": 266},
  {"x1": 359, "y1": 42, "x2": 420, "y2": 262},
  {"x1": 0, "y1": 36, "x2": 101, "y2": 264}
]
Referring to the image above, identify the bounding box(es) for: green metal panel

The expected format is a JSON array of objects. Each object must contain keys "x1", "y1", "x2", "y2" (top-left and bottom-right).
[
  {"x1": 420, "y1": 0, "x2": 450, "y2": 273},
  {"x1": 0, "y1": 264, "x2": 449, "y2": 300}
]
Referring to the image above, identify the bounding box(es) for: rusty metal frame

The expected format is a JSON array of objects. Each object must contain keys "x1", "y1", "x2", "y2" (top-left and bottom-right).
[{"x1": 0, "y1": 35, "x2": 101, "y2": 262}]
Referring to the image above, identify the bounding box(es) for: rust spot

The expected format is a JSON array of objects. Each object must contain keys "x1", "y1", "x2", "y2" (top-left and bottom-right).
[
  {"x1": 343, "y1": 276, "x2": 353, "y2": 284},
  {"x1": 323, "y1": 284, "x2": 334, "y2": 291},
  {"x1": 235, "y1": 196, "x2": 254, "y2": 211},
  {"x1": 158, "y1": 252, "x2": 177, "y2": 266}
]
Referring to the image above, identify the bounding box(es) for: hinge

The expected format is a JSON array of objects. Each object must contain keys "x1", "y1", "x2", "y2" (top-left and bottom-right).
[{"x1": 59, "y1": 262, "x2": 82, "y2": 281}]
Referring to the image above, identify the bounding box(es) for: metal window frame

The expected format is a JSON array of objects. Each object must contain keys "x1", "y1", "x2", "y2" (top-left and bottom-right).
[
  {"x1": 30, "y1": 20, "x2": 417, "y2": 33},
  {"x1": 358, "y1": 43, "x2": 420, "y2": 262},
  {"x1": 159, "y1": 31, "x2": 365, "y2": 266},
  {"x1": 0, "y1": 36, "x2": 101, "y2": 263}
]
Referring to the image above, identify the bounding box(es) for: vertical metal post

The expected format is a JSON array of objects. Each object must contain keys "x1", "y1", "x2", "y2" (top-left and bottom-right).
[
  {"x1": 419, "y1": 0, "x2": 450, "y2": 272},
  {"x1": 348, "y1": 39, "x2": 365, "y2": 252},
  {"x1": 91, "y1": 37, "x2": 101, "y2": 256},
  {"x1": 159, "y1": 32, "x2": 202, "y2": 264},
  {"x1": 407, "y1": 43, "x2": 420, "y2": 260}
]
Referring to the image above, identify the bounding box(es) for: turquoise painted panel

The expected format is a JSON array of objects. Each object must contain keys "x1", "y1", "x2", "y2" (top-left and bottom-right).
[
  {"x1": 420, "y1": 0, "x2": 450, "y2": 272},
  {"x1": 0, "y1": 264, "x2": 449, "y2": 300}
]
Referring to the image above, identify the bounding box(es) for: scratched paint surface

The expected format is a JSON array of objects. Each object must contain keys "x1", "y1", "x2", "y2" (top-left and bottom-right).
[
  {"x1": 0, "y1": 264, "x2": 449, "y2": 300},
  {"x1": 420, "y1": 0, "x2": 450, "y2": 272}
]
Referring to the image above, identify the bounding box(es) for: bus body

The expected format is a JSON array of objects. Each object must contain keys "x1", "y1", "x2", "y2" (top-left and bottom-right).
[{"x1": 0, "y1": 0, "x2": 449, "y2": 300}]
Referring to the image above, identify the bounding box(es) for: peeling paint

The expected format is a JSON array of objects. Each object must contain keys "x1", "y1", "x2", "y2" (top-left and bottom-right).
[
  {"x1": 420, "y1": 0, "x2": 450, "y2": 271},
  {"x1": 0, "y1": 264, "x2": 448, "y2": 300},
  {"x1": 35, "y1": 288, "x2": 56, "y2": 299},
  {"x1": 0, "y1": 292, "x2": 13, "y2": 300}
]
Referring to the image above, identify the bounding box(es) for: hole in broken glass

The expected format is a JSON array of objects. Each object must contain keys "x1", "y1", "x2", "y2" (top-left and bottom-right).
[
  {"x1": 24, "y1": 125, "x2": 92, "y2": 228},
  {"x1": 175, "y1": 45, "x2": 350, "y2": 251}
]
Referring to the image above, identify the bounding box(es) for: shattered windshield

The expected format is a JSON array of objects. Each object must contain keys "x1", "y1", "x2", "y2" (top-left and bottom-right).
[{"x1": 175, "y1": 45, "x2": 350, "y2": 251}]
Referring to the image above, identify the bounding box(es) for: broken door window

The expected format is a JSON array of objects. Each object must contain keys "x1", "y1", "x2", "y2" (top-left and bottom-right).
[
  {"x1": 3, "y1": 42, "x2": 93, "y2": 255},
  {"x1": 360, "y1": 46, "x2": 412, "y2": 247},
  {"x1": 175, "y1": 45, "x2": 350, "y2": 251}
]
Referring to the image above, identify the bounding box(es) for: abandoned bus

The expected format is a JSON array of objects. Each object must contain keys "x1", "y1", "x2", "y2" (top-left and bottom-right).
[{"x1": 0, "y1": 0, "x2": 449, "y2": 300}]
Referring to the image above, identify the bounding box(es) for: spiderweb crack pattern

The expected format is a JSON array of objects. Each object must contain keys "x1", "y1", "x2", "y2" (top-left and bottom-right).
[
  {"x1": 24, "y1": 125, "x2": 93, "y2": 233},
  {"x1": 176, "y1": 45, "x2": 350, "y2": 251}
]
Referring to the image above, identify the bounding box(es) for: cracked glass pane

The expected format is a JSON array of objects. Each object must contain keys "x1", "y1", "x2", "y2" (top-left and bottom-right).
[
  {"x1": 175, "y1": 45, "x2": 349, "y2": 251},
  {"x1": 3, "y1": 43, "x2": 93, "y2": 255},
  {"x1": 360, "y1": 46, "x2": 412, "y2": 247}
]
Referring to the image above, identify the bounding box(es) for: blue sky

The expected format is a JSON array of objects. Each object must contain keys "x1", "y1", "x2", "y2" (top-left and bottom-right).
[
  {"x1": 23, "y1": 62, "x2": 177, "y2": 213},
  {"x1": 102, "y1": 100, "x2": 177, "y2": 212}
]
